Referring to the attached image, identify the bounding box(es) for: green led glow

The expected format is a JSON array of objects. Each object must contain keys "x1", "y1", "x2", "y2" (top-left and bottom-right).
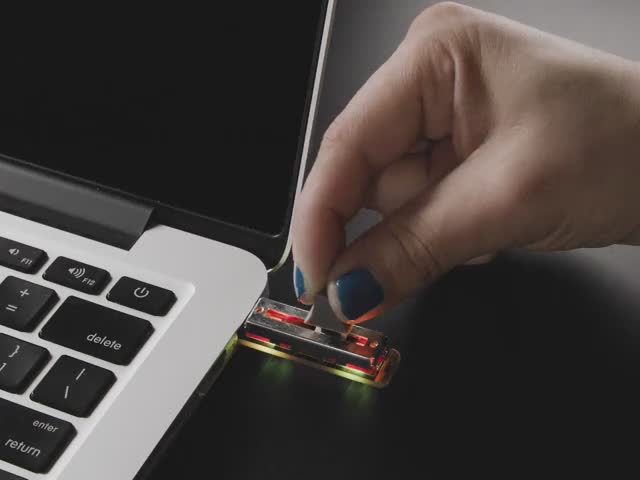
[
  {"x1": 325, "y1": 366, "x2": 379, "y2": 386},
  {"x1": 223, "y1": 333, "x2": 239, "y2": 365},
  {"x1": 343, "y1": 381, "x2": 376, "y2": 410},
  {"x1": 341, "y1": 365, "x2": 373, "y2": 377},
  {"x1": 259, "y1": 356, "x2": 294, "y2": 385},
  {"x1": 238, "y1": 338, "x2": 392, "y2": 388},
  {"x1": 246, "y1": 334, "x2": 277, "y2": 349}
]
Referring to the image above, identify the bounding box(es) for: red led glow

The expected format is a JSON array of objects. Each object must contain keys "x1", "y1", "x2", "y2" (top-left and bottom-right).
[
  {"x1": 348, "y1": 334, "x2": 369, "y2": 347},
  {"x1": 279, "y1": 343, "x2": 292, "y2": 350},
  {"x1": 345, "y1": 363, "x2": 377, "y2": 376},
  {"x1": 265, "y1": 309, "x2": 306, "y2": 326},
  {"x1": 245, "y1": 332, "x2": 272, "y2": 344}
]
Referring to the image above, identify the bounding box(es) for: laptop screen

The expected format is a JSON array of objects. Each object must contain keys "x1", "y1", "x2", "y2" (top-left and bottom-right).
[{"x1": 0, "y1": 4, "x2": 326, "y2": 236}]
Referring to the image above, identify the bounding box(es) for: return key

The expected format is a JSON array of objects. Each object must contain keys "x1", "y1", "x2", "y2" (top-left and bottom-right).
[{"x1": 0, "y1": 397, "x2": 75, "y2": 473}]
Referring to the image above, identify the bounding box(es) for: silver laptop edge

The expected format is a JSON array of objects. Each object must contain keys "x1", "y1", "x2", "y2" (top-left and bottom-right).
[{"x1": 274, "y1": 0, "x2": 337, "y2": 272}]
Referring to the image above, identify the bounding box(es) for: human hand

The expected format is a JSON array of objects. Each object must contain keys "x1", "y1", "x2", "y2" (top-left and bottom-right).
[{"x1": 291, "y1": 2, "x2": 640, "y2": 323}]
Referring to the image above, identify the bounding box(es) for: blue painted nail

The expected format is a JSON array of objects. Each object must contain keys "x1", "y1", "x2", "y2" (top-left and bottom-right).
[
  {"x1": 294, "y1": 266, "x2": 306, "y2": 299},
  {"x1": 335, "y1": 268, "x2": 384, "y2": 320}
]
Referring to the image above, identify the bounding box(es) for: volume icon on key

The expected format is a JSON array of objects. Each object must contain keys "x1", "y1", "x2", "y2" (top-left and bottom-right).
[
  {"x1": 68, "y1": 267, "x2": 86, "y2": 279},
  {"x1": 0, "y1": 237, "x2": 47, "y2": 273},
  {"x1": 44, "y1": 257, "x2": 110, "y2": 295}
]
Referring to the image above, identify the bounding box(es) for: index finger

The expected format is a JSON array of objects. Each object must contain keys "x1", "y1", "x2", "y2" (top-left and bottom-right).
[{"x1": 291, "y1": 38, "x2": 453, "y2": 302}]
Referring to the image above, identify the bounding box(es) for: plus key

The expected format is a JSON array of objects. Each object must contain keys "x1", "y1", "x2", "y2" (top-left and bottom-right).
[{"x1": 0, "y1": 277, "x2": 58, "y2": 332}]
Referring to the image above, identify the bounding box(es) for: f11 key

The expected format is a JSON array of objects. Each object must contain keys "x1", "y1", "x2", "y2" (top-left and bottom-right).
[{"x1": 0, "y1": 237, "x2": 47, "y2": 274}]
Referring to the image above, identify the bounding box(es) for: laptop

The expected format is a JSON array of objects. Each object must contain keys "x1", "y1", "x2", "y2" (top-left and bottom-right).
[{"x1": 0, "y1": 2, "x2": 334, "y2": 479}]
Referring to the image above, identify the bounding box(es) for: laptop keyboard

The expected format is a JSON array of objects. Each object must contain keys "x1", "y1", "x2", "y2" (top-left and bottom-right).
[
  {"x1": 0, "y1": 398, "x2": 76, "y2": 474},
  {"x1": 40, "y1": 297, "x2": 154, "y2": 365},
  {"x1": 0, "y1": 277, "x2": 58, "y2": 332},
  {"x1": 0, "y1": 467, "x2": 27, "y2": 479},
  {"x1": 43, "y1": 257, "x2": 111, "y2": 295},
  {"x1": 107, "y1": 277, "x2": 176, "y2": 316},
  {"x1": 31, "y1": 356, "x2": 116, "y2": 417},
  {"x1": 0, "y1": 235, "x2": 177, "y2": 476},
  {"x1": 0, "y1": 238, "x2": 47, "y2": 274},
  {"x1": 0, "y1": 335, "x2": 50, "y2": 394}
]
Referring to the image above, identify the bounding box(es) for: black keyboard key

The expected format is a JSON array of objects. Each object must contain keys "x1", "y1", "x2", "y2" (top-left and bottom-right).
[
  {"x1": 43, "y1": 257, "x2": 110, "y2": 295},
  {"x1": 0, "y1": 398, "x2": 76, "y2": 473},
  {"x1": 0, "y1": 334, "x2": 50, "y2": 393},
  {"x1": 107, "y1": 277, "x2": 176, "y2": 316},
  {"x1": 32, "y1": 355, "x2": 116, "y2": 417},
  {"x1": 40, "y1": 296, "x2": 153, "y2": 365},
  {"x1": 0, "y1": 468, "x2": 27, "y2": 480},
  {"x1": 0, "y1": 277, "x2": 58, "y2": 332},
  {"x1": 0, "y1": 237, "x2": 47, "y2": 274}
]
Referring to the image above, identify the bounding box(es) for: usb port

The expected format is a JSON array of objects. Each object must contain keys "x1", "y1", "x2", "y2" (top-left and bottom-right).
[{"x1": 238, "y1": 298, "x2": 400, "y2": 388}]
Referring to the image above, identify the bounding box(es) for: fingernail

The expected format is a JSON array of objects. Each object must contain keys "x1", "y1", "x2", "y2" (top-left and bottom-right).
[
  {"x1": 294, "y1": 266, "x2": 307, "y2": 301},
  {"x1": 335, "y1": 268, "x2": 384, "y2": 320}
]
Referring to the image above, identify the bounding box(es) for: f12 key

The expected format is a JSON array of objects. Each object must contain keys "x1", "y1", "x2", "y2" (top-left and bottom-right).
[{"x1": 43, "y1": 257, "x2": 110, "y2": 295}]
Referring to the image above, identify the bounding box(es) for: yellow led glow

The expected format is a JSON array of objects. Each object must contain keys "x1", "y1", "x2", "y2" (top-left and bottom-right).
[
  {"x1": 341, "y1": 365, "x2": 375, "y2": 377},
  {"x1": 223, "y1": 333, "x2": 239, "y2": 363},
  {"x1": 238, "y1": 338, "x2": 400, "y2": 388}
]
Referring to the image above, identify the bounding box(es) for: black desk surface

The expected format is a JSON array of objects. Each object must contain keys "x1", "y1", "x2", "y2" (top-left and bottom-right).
[
  {"x1": 147, "y1": 251, "x2": 640, "y2": 479},
  {"x1": 148, "y1": 2, "x2": 640, "y2": 477}
]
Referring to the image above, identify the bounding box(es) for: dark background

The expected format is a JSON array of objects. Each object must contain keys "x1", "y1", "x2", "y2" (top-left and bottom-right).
[
  {"x1": 0, "y1": 4, "x2": 325, "y2": 236},
  {"x1": 150, "y1": 251, "x2": 640, "y2": 478},
  {"x1": 148, "y1": 1, "x2": 640, "y2": 478}
]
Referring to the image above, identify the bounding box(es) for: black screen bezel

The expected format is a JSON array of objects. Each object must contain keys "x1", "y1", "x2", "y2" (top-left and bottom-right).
[{"x1": 0, "y1": 1, "x2": 329, "y2": 270}]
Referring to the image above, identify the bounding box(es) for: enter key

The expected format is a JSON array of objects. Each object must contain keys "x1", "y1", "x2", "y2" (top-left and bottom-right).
[{"x1": 0, "y1": 397, "x2": 75, "y2": 473}]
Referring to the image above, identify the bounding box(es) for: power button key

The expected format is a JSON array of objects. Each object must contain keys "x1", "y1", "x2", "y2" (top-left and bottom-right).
[{"x1": 107, "y1": 277, "x2": 176, "y2": 316}]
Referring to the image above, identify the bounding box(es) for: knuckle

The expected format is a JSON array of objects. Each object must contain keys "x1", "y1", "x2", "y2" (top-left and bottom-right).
[
  {"x1": 428, "y1": 1, "x2": 469, "y2": 18},
  {"x1": 319, "y1": 116, "x2": 362, "y2": 160},
  {"x1": 405, "y1": 2, "x2": 488, "y2": 78},
  {"x1": 384, "y1": 218, "x2": 444, "y2": 285},
  {"x1": 410, "y1": 2, "x2": 470, "y2": 34},
  {"x1": 403, "y1": 30, "x2": 452, "y2": 68},
  {"x1": 321, "y1": 118, "x2": 350, "y2": 149},
  {"x1": 408, "y1": 2, "x2": 495, "y2": 52}
]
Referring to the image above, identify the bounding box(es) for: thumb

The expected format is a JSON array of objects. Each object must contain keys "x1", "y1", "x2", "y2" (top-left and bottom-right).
[{"x1": 326, "y1": 133, "x2": 537, "y2": 322}]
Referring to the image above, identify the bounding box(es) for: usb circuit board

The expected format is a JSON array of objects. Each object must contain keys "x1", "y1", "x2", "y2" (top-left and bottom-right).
[{"x1": 238, "y1": 297, "x2": 400, "y2": 388}]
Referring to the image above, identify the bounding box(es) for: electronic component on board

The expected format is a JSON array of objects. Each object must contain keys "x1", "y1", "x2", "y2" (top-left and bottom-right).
[{"x1": 238, "y1": 297, "x2": 400, "y2": 388}]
